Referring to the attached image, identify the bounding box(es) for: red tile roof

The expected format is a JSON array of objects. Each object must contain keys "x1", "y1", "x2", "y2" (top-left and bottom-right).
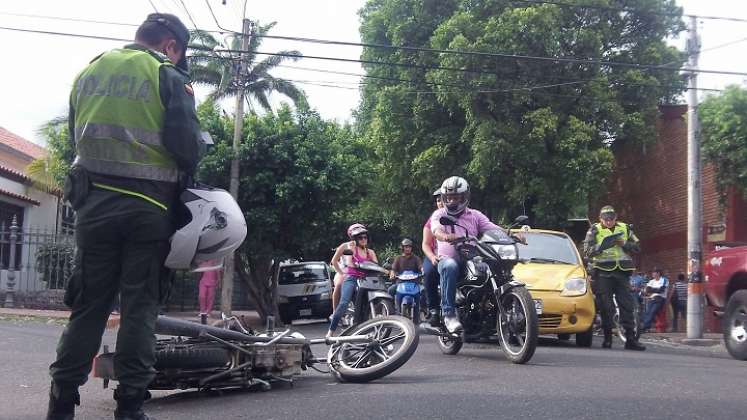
[
  {"x1": 0, "y1": 164, "x2": 33, "y2": 184},
  {"x1": 0, "y1": 126, "x2": 47, "y2": 160},
  {"x1": 0, "y1": 188, "x2": 40, "y2": 206}
]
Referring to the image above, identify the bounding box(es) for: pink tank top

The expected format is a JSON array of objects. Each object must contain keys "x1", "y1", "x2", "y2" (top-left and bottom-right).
[{"x1": 345, "y1": 246, "x2": 372, "y2": 278}]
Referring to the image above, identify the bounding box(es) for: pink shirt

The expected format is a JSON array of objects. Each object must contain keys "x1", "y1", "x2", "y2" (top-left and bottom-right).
[
  {"x1": 423, "y1": 219, "x2": 437, "y2": 252},
  {"x1": 430, "y1": 208, "x2": 500, "y2": 259},
  {"x1": 345, "y1": 246, "x2": 373, "y2": 278}
]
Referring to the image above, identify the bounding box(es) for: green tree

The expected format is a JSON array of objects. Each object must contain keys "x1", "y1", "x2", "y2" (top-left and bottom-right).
[
  {"x1": 188, "y1": 23, "x2": 306, "y2": 109},
  {"x1": 700, "y1": 85, "x2": 747, "y2": 200},
  {"x1": 197, "y1": 101, "x2": 365, "y2": 319},
  {"x1": 357, "y1": 0, "x2": 685, "y2": 236},
  {"x1": 26, "y1": 117, "x2": 75, "y2": 191}
]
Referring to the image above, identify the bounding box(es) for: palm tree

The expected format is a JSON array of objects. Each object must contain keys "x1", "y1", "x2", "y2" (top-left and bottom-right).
[{"x1": 187, "y1": 22, "x2": 307, "y2": 110}]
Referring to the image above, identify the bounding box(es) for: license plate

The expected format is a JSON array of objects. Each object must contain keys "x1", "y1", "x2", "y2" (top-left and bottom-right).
[
  {"x1": 533, "y1": 299, "x2": 543, "y2": 315},
  {"x1": 299, "y1": 309, "x2": 312, "y2": 316}
]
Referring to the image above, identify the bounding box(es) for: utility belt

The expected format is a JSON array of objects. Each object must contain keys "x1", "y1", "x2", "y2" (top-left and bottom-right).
[{"x1": 64, "y1": 166, "x2": 171, "y2": 211}]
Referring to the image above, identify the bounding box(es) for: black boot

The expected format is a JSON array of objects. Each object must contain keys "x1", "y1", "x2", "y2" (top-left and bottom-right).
[
  {"x1": 428, "y1": 309, "x2": 441, "y2": 328},
  {"x1": 602, "y1": 329, "x2": 612, "y2": 349},
  {"x1": 46, "y1": 381, "x2": 80, "y2": 420},
  {"x1": 624, "y1": 335, "x2": 646, "y2": 351},
  {"x1": 113, "y1": 386, "x2": 152, "y2": 420}
]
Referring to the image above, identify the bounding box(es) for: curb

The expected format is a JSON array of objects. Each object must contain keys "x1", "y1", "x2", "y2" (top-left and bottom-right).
[{"x1": 679, "y1": 338, "x2": 721, "y2": 347}]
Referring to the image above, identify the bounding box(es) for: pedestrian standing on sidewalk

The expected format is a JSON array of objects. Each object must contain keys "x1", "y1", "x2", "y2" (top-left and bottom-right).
[
  {"x1": 198, "y1": 260, "x2": 222, "y2": 324},
  {"x1": 584, "y1": 205, "x2": 646, "y2": 351},
  {"x1": 671, "y1": 272, "x2": 688, "y2": 332},
  {"x1": 642, "y1": 268, "x2": 669, "y2": 332},
  {"x1": 47, "y1": 13, "x2": 203, "y2": 420}
]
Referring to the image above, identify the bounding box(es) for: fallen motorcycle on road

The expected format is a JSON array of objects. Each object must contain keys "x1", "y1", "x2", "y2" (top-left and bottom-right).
[{"x1": 93, "y1": 314, "x2": 419, "y2": 391}]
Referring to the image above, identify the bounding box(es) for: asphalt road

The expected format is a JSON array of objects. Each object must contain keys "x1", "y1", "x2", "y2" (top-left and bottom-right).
[{"x1": 0, "y1": 317, "x2": 743, "y2": 420}]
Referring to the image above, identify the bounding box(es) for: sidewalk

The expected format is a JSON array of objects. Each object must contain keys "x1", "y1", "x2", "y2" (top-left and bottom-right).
[
  {"x1": 0, "y1": 307, "x2": 262, "y2": 330},
  {"x1": 641, "y1": 332, "x2": 723, "y2": 347}
]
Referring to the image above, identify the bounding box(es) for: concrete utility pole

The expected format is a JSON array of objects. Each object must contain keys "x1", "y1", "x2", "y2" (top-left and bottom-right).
[
  {"x1": 221, "y1": 18, "x2": 253, "y2": 316},
  {"x1": 686, "y1": 15, "x2": 704, "y2": 339}
]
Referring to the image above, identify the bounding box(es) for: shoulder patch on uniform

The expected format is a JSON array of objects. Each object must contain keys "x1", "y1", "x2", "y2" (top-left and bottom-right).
[{"x1": 185, "y1": 83, "x2": 194, "y2": 96}]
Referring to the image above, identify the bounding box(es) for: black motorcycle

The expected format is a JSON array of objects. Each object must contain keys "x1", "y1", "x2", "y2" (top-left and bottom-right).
[{"x1": 421, "y1": 215, "x2": 539, "y2": 364}]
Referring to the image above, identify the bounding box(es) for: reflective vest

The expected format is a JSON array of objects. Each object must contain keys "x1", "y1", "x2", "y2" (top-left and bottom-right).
[
  {"x1": 591, "y1": 222, "x2": 635, "y2": 272},
  {"x1": 72, "y1": 48, "x2": 178, "y2": 182}
]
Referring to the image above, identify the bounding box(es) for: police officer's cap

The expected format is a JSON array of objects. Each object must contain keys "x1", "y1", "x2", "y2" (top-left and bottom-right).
[
  {"x1": 144, "y1": 13, "x2": 190, "y2": 48},
  {"x1": 600, "y1": 205, "x2": 616, "y2": 215}
]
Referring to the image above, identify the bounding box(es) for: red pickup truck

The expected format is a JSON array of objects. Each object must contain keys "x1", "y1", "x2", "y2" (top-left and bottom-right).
[{"x1": 704, "y1": 246, "x2": 747, "y2": 360}]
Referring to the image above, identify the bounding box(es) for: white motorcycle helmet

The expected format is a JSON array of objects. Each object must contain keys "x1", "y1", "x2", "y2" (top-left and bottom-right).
[
  {"x1": 440, "y1": 176, "x2": 470, "y2": 216},
  {"x1": 165, "y1": 186, "x2": 247, "y2": 270}
]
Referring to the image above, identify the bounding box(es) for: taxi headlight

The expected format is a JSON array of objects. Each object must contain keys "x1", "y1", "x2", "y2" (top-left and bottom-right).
[
  {"x1": 320, "y1": 291, "x2": 331, "y2": 300},
  {"x1": 491, "y1": 244, "x2": 518, "y2": 260},
  {"x1": 561, "y1": 277, "x2": 587, "y2": 297}
]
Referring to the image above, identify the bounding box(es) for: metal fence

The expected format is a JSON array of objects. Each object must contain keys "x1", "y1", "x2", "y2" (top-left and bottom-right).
[
  {"x1": 0, "y1": 216, "x2": 254, "y2": 310},
  {"x1": 0, "y1": 217, "x2": 75, "y2": 306}
]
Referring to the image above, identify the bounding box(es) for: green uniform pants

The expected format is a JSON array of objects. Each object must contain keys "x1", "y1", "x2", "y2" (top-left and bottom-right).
[
  {"x1": 49, "y1": 189, "x2": 173, "y2": 390},
  {"x1": 593, "y1": 269, "x2": 636, "y2": 335}
]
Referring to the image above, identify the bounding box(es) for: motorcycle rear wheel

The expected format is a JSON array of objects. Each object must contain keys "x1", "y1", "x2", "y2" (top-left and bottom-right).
[
  {"x1": 436, "y1": 333, "x2": 463, "y2": 355},
  {"x1": 496, "y1": 286, "x2": 538, "y2": 364},
  {"x1": 328, "y1": 315, "x2": 418, "y2": 383}
]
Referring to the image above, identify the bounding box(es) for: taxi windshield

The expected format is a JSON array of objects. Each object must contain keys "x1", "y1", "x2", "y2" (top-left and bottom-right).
[
  {"x1": 279, "y1": 264, "x2": 328, "y2": 285},
  {"x1": 517, "y1": 233, "x2": 579, "y2": 265}
]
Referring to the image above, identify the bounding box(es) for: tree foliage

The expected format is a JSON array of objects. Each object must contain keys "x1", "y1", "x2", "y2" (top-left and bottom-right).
[
  {"x1": 699, "y1": 85, "x2": 747, "y2": 200},
  {"x1": 27, "y1": 117, "x2": 75, "y2": 190},
  {"x1": 357, "y1": 0, "x2": 685, "y2": 236},
  {"x1": 188, "y1": 23, "x2": 307, "y2": 110},
  {"x1": 197, "y1": 101, "x2": 368, "y2": 317}
]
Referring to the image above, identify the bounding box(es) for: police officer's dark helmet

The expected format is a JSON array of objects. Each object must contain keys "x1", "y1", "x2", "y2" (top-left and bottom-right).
[{"x1": 136, "y1": 13, "x2": 190, "y2": 52}]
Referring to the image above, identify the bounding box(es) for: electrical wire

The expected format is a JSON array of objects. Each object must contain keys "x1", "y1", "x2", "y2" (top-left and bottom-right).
[
  {"x1": 700, "y1": 36, "x2": 747, "y2": 54},
  {"x1": 0, "y1": 25, "x2": 738, "y2": 83},
  {"x1": 178, "y1": 0, "x2": 199, "y2": 30},
  {"x1": 511, "y1": 0, "x2": 747, "y2": 23},
  {"x1": 204, "y1": 0, "x2": 235, "y2": 33},
  {"x1": 147, "y1": 0, "x2": 159, "y2": 13}
]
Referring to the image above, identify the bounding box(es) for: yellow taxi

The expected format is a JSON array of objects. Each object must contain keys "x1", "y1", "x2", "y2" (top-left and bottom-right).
[{"x1": 512, "y1": 227, "x2": 596, "y2": 347}]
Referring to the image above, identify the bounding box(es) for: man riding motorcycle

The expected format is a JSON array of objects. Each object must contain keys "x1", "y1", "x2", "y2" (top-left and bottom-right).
[{"x1": 428, "y1": 176, "x2": 506, "y2": 334}]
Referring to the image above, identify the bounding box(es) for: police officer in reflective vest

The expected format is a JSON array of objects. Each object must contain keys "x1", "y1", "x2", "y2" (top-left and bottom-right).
[
  {"x1": 47, "y1": 14, "x2": 204, "y2": 420},
  {"x1": 584, "y1": 205, "x2": 646, "y2": 351}
]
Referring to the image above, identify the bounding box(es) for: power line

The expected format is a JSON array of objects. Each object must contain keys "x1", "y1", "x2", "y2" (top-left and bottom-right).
[
  {"x1": 2, "y1": 25, "x2": 746, "y2": 79},
  {"x1": 178, "y1": 0, "x2": 199, "y2": 30},
  {"x1": 511, "y1": 0, "x2": 747, "y2": 23},
  {"x1": 204, "y1": 0, "x2": 234, "y2": 33},
  {"x1": 146, "y1": 0, "x2": 159, "y2": 13},
  {"x1": 700, "y1": 36, "x2": 747, "y2": 53}
]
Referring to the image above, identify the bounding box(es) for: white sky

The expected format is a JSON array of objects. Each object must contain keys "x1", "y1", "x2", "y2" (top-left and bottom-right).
[{"x1": 0, "y1": 0, "x2": 745, "y2": 146}]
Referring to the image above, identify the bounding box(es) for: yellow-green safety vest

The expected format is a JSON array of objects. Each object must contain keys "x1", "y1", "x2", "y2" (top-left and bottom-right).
[
  {"x1": 592, "y1": 222, "x2": 636, "y2": 272},
  {"x1": 72, "y1": 48, "x2": 178, "y2": 183}
]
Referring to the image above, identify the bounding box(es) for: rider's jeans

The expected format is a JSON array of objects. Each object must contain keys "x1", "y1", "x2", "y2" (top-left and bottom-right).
[
  {"x1": 329, "y1": 276, "x2": 358, "y2": 331},
  {"x1": 438, "y1": 258, "x2": 460, "y2": 315},
  {"x1": 423, "y1": 258, "x2": 441, "y2": 311}
]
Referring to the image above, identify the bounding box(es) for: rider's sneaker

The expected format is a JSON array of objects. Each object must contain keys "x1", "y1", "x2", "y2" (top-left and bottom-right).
[
  {"x1": 443, "y1": 313, "x2": 463, "y2": 334},
  {"x1": 427, "y1": 309, "x2": 441, "y2": 328}
]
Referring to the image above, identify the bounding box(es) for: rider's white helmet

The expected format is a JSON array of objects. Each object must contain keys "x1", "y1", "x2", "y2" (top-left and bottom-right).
[
  {"x1": 165, "y1": 186, "x2": 247, "y2": 270},
  {"x1": 440, "y1": 176, "x2": 470, "y2": 216}
]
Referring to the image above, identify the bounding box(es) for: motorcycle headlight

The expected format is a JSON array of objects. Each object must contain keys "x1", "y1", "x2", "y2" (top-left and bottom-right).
[
  {"x1": 561, "y1": 277, "x2": 587, "y2": 297},
  {"x1": 491, "y1": 244, "x2": 518, "y2": 260}
]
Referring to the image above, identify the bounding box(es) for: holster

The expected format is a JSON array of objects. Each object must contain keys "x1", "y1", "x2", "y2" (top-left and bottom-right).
[{"x1": 63, "y1": 166, "x2": 91, "y2": 211}]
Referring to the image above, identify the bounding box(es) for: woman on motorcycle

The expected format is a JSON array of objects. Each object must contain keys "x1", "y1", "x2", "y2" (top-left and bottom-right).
[
  {"x1": 328, "y1": 223, "x2": 379, "y2": 337},
  {"x1": 422, "y1": 189, "x2": 443, "y2": 322}
]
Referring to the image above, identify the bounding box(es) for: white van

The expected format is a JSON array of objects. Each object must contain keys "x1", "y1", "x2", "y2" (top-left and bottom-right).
[{"x1": 277, "y1": 262, "x2": 333, "y2": 325}]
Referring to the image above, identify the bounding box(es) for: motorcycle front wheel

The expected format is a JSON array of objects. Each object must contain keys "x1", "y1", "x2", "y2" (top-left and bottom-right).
[
  {"x1": 496, "y1": 286, "x2": 538, "y2": 364},
  {"x1": 436, "y1": 333, "x2": 463, "y2": 355},
  {"x1": 370, "y1": 297, "x2": 394, "y2": 319},
  {"x1": 328, "y1": 315, "x2": 418, "y2": 383}
]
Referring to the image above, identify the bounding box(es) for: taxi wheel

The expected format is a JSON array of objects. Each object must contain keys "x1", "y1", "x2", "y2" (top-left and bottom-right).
[{"x1": 575, "y1": 327, "x2": 593, "y2": 348}]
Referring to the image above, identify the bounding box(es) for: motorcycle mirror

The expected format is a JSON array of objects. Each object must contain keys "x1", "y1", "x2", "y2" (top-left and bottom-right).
[
  {"x1": 514, "y1": 215, "x2": 529, "y2": 225},
  {"x1": 439, "y1": 216, "x2": 457, "y2": 226},
  {"x1": 342, "y1": 249, "x2": 354, "y2": 256}
]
